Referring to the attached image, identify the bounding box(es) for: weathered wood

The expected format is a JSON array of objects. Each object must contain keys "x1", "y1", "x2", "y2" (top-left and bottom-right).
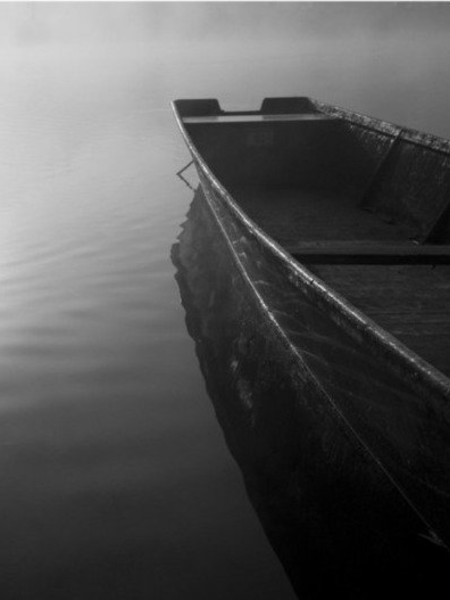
[
  {"x1": 312, "y1": 263, "x2": 450, "y2": 377},
  {"x1": 233, "y1": 188, "x2": 408, "y2": 248},
  {"x1": 173, "y1": 97, "x2": 450, "y2": 579},
  {"x1": 315, "y1": 99, "x2": 450, "y2": 242},
  {"x1": 359, "y1": 133, "x2": 401, "y2": 207},
  {"x1": 286, "y1": 241, "x2": 450, "y2": 264}
]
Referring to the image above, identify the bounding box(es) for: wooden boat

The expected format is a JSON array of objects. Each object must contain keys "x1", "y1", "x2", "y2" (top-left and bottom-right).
[{"x1": 172, "y1": 97, "x2": 450, "y2": 595}]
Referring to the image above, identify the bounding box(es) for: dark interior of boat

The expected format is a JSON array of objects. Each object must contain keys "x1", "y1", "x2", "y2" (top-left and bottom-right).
[{"x1": 181, "y1": 98, "x2": 450, "y2": 378}]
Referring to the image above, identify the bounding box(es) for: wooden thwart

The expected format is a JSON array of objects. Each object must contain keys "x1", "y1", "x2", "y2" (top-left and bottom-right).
[{"x1": 285, "y1": 241, "x2": 450, "y2": 265}]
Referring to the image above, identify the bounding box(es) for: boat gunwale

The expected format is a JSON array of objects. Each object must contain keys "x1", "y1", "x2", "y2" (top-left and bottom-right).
[
  {"x1": 172, "y1": 98, "x2": 450, "y2": 403},
  {"x1": 314, "y1": 98, "x2": 450, "y2": 155}
]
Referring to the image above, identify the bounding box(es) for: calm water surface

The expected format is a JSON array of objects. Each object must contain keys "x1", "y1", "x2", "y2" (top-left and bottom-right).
[
  {"x1": 1, "y1": 32, "x2": 450, "y2": 598},
  {"x1": 0, "y1": 44, "x2": 299, "y2": 599}
]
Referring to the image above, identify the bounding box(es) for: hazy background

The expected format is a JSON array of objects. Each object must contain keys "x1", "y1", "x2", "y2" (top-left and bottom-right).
[
  {"x1": 1, "y1": 2, "x2": 450, "y2": 136},
  {"x1": 0, "y1": 3, "x2": 449, "y2": 599}
]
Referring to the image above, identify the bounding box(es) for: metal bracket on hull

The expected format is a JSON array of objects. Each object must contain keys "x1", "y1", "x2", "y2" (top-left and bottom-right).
[{"x1": 176, "y1": 159, "x2": 196, "y2": 191}]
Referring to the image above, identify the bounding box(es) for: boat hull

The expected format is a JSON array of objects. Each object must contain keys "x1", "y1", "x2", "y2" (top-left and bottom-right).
[
  {"x1": 172, "y1": 187, "x2": 449, "y2": 597},
  {"x1": 172, "y1": 97, "x2": 450, "y2": 595}
]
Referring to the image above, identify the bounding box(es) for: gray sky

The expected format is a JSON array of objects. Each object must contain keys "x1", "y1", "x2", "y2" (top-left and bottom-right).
[{"x1": 1, "y1": 2, "x2": 450, "y2": 46}]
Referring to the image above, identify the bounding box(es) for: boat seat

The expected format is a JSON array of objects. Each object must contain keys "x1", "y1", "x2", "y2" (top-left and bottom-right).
[{"x1": 285, "y1": 241, "x2": 450, "y2": 265}]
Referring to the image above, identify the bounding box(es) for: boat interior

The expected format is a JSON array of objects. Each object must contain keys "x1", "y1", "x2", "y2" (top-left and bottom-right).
[{"x1": 178, "y1": 98, "x2": 450, "y2": 378}]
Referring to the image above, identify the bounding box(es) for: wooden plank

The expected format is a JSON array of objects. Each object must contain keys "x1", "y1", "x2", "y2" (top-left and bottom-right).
[
  {"x1": 312, "y1": 263, "x2": 450, "y2": 377},
  {"x1": 285, "y1": 241, "x2": 450, "y2": 264},
  {"x1": 233, "y1": 188, "x2": 408, "y2": 248},
  {"x1": 183, "y1": 113, "x2": 335, "y2": 124}
]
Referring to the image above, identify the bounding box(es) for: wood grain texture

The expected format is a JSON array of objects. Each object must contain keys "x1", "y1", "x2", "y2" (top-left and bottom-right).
[{"x1": 312, "y1": 263, "x2": 450, "y2": 377}]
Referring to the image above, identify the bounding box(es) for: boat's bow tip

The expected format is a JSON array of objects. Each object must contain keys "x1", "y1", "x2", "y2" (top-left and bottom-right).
[{"x1": 172, "y1": 98, "x2": 222, "y2": 118}]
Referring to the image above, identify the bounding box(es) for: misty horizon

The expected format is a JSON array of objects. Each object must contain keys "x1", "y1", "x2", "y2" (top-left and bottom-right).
[{"x1": 2, "y1": 3, "x2": 450, "y2": 47}]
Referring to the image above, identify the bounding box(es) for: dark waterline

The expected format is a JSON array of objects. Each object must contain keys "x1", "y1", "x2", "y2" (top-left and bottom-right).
[{"x1": 1, "y1": 21, "x2": 450, "y2": 598}]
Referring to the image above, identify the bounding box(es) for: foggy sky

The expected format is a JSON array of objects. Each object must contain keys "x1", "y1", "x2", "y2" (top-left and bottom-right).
[{"x1": 1, "y1": 3, "x2": 450, "y2": 47}]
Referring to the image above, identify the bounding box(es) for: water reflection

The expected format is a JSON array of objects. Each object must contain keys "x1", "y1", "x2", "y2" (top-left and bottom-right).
[
  {"x1": 0, "y1": 43, "x2": 297, "y2": 599},
  {"x1": 172, "y1": 187, "x2": 450, "y2": 599}
]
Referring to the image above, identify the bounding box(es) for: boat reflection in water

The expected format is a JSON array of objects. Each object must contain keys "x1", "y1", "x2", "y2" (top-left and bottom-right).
[{"x1": 171, "y1": 186, "x2": 449, "y2": 599}]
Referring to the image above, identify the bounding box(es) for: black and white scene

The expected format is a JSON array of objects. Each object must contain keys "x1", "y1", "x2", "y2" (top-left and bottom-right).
[{"x1": 1, "y1": 1, "x2": 450, "y2": 598}]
